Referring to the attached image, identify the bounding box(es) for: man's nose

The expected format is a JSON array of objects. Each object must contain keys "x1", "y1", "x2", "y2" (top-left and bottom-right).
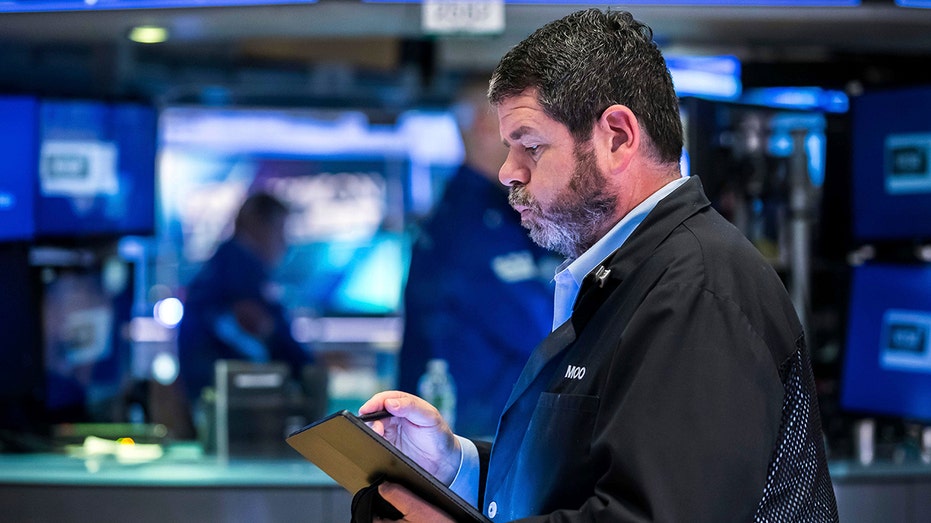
[{"x1": 498, "y1": 153, "x2": 528, "y2": 188}]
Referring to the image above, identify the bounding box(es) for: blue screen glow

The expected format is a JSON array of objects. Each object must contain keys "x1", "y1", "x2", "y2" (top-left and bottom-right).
[
  {"x1": 157, "y1": 106, "x2": 454, "y2": 317},
  {"x1": 0, "y1": 0, "x2": 316, "y2": 13},
  {"x1": 740, "y1": 87, "x2": 849, "y2": 113},
  {"x1": 851, "y1": 86, "x2": 931, "y2": 243},
  {"x1": 366, "y1": 0, "x2": 858, "y2": 5},
  {"x1": 896, "y1": 0, "x2": 931, "y2": 8},
  {"x1": 667, "y1": 55, "x2": 742, "y2": 100},
  {"x1": 36, "y1": 100, "x2": 157, "y2": 239},
  {"x1": 841, "y1": 263, "x2": 931, "y2": 422},
  {"x1": 0, "y1": 97, "x2": 38, "y2": 242}
]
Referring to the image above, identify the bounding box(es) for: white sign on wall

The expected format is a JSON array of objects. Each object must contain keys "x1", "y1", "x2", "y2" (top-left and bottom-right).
[{"x1": 422, "y1": 0, "x2": 505, "y2": 35}]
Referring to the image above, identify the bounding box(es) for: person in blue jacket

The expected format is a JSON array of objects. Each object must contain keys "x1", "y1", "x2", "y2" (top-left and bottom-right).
[
  {"x1": 397, "y1": 78, "x2": 558, "y2": 439},
  {"x1": 359, "y1": 8, "x2": 837, "y2": 522},
  {"x1": 177, "y1": 192, "x2": 313, "y2": 403}
]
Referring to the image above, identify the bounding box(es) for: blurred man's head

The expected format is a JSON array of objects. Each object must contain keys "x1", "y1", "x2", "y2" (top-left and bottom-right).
[
  {"x1": 453, "y1": 75, "x2": 508, "y2": 182},
  {"x1": 234, "y1": 192, "x2": 290, "y2": 267}
]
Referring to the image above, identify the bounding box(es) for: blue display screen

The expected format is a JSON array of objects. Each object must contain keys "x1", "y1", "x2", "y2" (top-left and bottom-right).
[
  {"x1": 252, "y1": 156, "x2": 410, "y2": 316},
  {"x1": 896, "y1": 0, "x2": 931, "y2": 7},
  {"x1": 368, "y1": 0, "x2": 858, "y2": 4},
  {"x1": 41, "y1": 265, "x2": 131, "y2": 420},
  {"x1": 35, "y1": 100, "x2": 157, "y2": 239},
  {"x1": 0, "y1": 0, "x2": 316, "y2": 13},
  {"x1": 160, "y1": 152, "x2": 410, "y2": 316},
  {"x1": 0, "y1": 97, "x2": 38, "y2": 242},
  {"x1": 851, "y1": 86, "x2": 931, "y2": 242},
  {"x1": 157, "y1": 106, "x2": 462, "y2": 318},
  {"x1": 841, "y1": 263, "x2": 931, "y2": 422}
]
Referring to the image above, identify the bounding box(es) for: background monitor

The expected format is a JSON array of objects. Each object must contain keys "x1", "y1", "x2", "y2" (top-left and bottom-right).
[
  {"x1": 840, "y1": 262, "x2": 931, "y2": 422},
  {"x1": 0, "y1": 0, "x2": 318, "y2": 13},
  {"x1": 158, "y1": 106, "x2": 462, "y2": 319},
  {"x1": 38, "y1": 257, "x2": 134, "y2": 424},
  {"x1": 851, "y1": 85, "x2": 931, "y2": 243},
  {"x1": 35, "y1": 99, "x2": 157, "y2": 240},
  {"x1": 0, "y1": 96, "x2": 38, "y2": 242}
]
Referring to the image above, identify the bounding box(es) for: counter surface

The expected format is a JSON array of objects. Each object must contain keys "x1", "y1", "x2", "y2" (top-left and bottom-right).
[
  {"x1": 2, "y1": 448, "x2": 931, "y2": 487},
  {"x1": 0, "y1": 445, "x2": 337, "y2": 488},
  {"x1": 2, "y1": 450, "x2": 931, "y2": 523}
]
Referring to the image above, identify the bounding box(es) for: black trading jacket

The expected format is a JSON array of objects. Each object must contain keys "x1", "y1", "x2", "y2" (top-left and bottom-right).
[{"x1": 478, "y1": 176, "x2": 838, "y2": 522}]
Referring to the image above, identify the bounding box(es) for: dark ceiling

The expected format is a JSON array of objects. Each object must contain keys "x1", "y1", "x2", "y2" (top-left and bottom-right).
[{"x1": 2, "y1": 1, "x2": 931, "y2": 105}]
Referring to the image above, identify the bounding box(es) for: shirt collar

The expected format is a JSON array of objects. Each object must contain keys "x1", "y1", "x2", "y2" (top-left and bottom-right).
[{"x1": 562, "y1": 176, "x2": 688, "y2": 286}]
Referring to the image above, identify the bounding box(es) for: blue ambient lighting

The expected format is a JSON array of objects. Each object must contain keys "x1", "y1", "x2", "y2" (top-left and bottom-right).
[
  {"x1": 0, "y1": 0, "x2": 316, "y2": 13},
  {"x1": 740, "y1": 87, "x2": 849, "y2": 113},
  {"x1": 667, "y1": 55, "x2": 742, "y2": 100}
]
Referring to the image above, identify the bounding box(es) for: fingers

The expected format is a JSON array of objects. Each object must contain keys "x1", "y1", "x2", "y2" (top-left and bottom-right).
[
  {"x1": 377, "y1": 482, "x2": 455, "y2": 523},
  {"x1": 359, "y1": 391, "x2": 442, "y2": 429},
  {"x1": 358, "y1": 390, "x2": 407, "y2": 417},
  {"x1": 378, "y1": 481, "x2": 415, "y2": 513},
  {"x1": 359, "y1": 391, "x2": 405, "y2": 437}
]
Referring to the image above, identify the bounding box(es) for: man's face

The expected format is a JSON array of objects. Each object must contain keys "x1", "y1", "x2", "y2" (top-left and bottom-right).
[{"x1": 496, "y1": 90, "x2": 617, "y2": 258}]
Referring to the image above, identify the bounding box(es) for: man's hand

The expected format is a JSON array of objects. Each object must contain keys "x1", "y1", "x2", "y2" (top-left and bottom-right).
[
  {"x1": 232, "y1": 299, "x2": 274, "y2": 339},
  {"x1": 374, "y1": 482, "x2": 455, "y2": 523},
  {"x1": 359, "y1": 391, "x2": 461, "y2": 485}
]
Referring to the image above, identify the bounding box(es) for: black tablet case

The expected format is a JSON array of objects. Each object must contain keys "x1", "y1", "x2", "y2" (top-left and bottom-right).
[{"x1": 286, "y1": 410, "x2": 491, "y2": 523}]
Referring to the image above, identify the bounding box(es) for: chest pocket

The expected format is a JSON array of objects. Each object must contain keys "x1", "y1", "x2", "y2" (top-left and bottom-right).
[
  {"x1": 536, "y1": 391, "x2": 599, "y2": 414},
  {"x1": 529, "y1": 392, "x2": 599, "y2": 456},
  {"x1": 505, "y1": 392, "x2": 601, "y2": 517}
]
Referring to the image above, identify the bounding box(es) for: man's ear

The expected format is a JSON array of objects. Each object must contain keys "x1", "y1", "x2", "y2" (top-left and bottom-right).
[{"x1": 598, "y1": 104, "x2": 640, "y2": 174}]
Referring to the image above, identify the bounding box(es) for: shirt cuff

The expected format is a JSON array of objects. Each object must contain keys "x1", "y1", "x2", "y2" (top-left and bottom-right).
[{"x1": 448, "y1": 435, "x2": 480, "y2": 508}]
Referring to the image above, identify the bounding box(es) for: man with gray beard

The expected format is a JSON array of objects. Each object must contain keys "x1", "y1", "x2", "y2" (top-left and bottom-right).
[{"x1": 359, "y1": 8, "x2": 838, "y2": 522}]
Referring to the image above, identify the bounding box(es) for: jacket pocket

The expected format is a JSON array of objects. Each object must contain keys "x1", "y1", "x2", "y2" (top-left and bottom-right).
[
  {"x1": 506, "y1": 392, "x2": 601, "y2": 515},
  {"x1": 536, "y1": 391, "x2": 600, "y2": 414}
]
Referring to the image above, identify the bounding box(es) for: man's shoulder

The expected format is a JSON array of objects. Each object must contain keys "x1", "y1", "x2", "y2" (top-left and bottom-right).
[{"x1": 619, "y1": 201, "x2": 793, "y2": 324}]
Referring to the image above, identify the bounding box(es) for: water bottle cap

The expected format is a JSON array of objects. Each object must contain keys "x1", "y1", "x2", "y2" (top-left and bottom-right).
[{"x1": 427, "y1": 359, "x2": 448, "y2": 373}]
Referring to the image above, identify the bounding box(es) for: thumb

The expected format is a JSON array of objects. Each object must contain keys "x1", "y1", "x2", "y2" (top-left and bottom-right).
[
  {"x1": 377, "y1": 481, "x2": 414, "y2": 514},
  {"x1": 377, "y1": 482, "x2": 455, "y2": 523},
  {"x1": 383, "y1": 396, "x2": 443, "y2": 429}
]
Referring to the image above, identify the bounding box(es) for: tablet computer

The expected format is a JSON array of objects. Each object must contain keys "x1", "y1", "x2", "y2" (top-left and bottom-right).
[{"x1": 286, "y1": 410, "x2": 490, "y2": 523}]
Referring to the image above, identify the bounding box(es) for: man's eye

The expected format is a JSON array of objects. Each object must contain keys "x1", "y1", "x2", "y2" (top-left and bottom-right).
[{"x1": 525, "y1": 145, "x2": 541, "y2": 157}]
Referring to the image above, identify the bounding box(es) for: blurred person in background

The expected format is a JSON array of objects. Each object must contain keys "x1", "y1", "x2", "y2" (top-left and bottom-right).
[
  {"x1": 177, "y1": 192, "x2": 314, "y2": 404},
  {"x1": 396, "y1": 77, "x2": 559, "y2": 439}
]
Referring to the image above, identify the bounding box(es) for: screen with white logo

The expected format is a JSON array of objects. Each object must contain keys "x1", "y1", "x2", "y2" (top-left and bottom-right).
[{"x1": 841, "y1": 263, "x2": 931, "y2": 422}]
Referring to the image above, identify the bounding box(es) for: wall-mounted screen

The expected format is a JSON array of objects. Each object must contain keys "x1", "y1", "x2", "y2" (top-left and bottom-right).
[
  {"x1": 841, "y1": 263, "x2": 931, "y2": 422},
  {"x1": 161, "y1": 152, "x2": 409, "y2": 316},
  {"x1": 0, "y1": 96, "x2": 38, "y2": 242},
  {"x1": 0, "y1": 0, "x2": 316, "y2": 13},
  {"x1": 40, "y1": 262, "x2": 133, "y2": 423},
  {"x1": 36, "y1": 99, "x2": 157, "y2": 240},
  {"x1": 158, "y1": 106, "x2": 462, "y2": 319},
  {"x1": 851, "y1": 86, "x2": 931, "y2": 243}
]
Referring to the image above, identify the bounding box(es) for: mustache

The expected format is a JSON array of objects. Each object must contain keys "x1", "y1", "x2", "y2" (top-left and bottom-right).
[{"x1": 508, "y1": 185, "x2": 534, "y2": 209}]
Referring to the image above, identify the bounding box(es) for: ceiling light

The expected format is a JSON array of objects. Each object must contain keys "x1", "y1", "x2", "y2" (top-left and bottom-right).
[{"x1": 128, "y1": 25, "x2": 169, "y2": 44}]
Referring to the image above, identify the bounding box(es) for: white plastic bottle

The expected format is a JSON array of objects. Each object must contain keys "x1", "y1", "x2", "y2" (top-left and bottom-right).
[{"x1": 417, "y1": 358, "x2": 457, "y2": 432}]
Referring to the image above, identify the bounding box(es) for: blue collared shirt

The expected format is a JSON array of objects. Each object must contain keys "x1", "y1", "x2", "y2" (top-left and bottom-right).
[{"x1": 551, "y1": 176, "x2": 688, "y2": 330}]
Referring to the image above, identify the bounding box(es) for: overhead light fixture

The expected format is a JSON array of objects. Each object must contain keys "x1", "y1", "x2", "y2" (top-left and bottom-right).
[{"x1": 128, "y1": 25, "x2": 169, "y2": 44}]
